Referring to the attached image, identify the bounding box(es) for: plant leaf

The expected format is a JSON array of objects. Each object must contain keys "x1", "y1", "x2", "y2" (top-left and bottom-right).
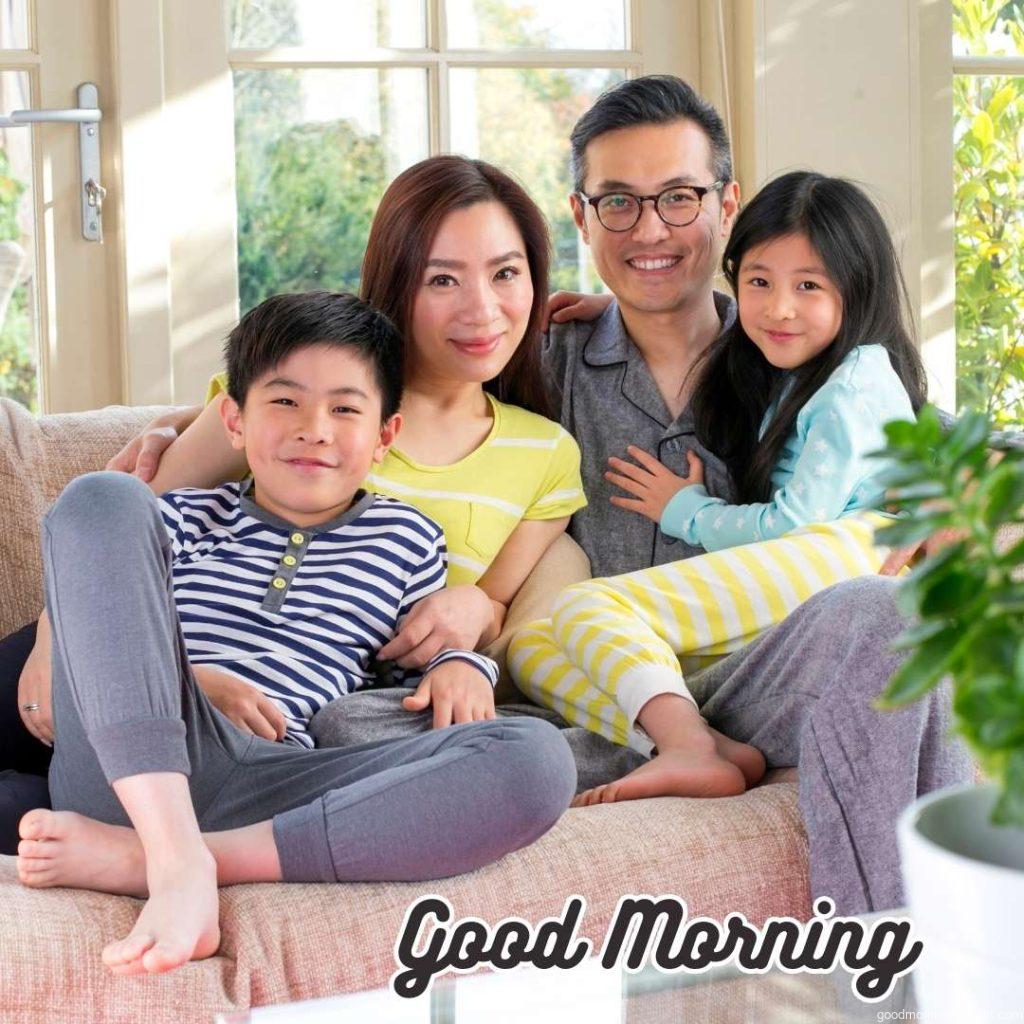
[
  {"x1": 877, "y1": 628, "x2": 961, "y2": 708},
  {"x1": 991, "y1": 749, "x2": 1024, "y2": 829}
]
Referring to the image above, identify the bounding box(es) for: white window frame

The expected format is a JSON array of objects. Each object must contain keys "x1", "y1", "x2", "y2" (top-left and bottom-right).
[{"x1": 117, "y1": 0, "x2": 709, "y2": 404}]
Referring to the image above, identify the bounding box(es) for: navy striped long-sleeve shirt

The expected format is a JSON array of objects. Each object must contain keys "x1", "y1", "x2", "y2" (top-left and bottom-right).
[{"x1": 159, "y1": 480, "x2": 499, "y2": 747}]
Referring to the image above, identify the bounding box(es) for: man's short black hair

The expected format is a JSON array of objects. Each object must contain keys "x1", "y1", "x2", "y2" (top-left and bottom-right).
[
  {"x1": 570, "y1": 75, "x2": 733, "y2": 192},
  {"x1": 224, "y1": 290, "x2": 403, "y2": 419}
]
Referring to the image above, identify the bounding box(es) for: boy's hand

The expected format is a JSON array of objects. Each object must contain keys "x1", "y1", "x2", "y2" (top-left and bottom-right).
[
  {"x1": 401, "y1": 660, "x2": 496, "y2": 729},
  {"x1": 18, "y1": 623, "x2": 54, "y2": 746},
  {"x1": 192, "y1": 664, "x2": 287, "y2": 741},
  {"x1": 380, "y1": 585, "x2": 493, "y2": 667},
  {"x1": 544, "y1": 290, "x2": 614, "y2": 329},
  {"x1": 607, "y1": 446, "x2": 703, "y2": 523}
]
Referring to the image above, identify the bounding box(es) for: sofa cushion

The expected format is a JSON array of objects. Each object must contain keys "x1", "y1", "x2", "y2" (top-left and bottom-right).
[
  {"x1": 0, "y1": 399, "x2": 178, "y2": 637},
  {"x1": 0, "y1": 780, "x2": 808, "y2": 1023}
]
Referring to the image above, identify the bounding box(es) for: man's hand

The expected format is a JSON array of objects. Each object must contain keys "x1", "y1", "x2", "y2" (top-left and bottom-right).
[
  {"x1": 401, "y1": 660, "x2": 496, "y2": 729},
  {"x1": 192, "y1": 664, "x2": 287, "y2": 741},
  {"x1": 543, "y1": 290, "x2": 614, "y2": 330},
  {"x1": 607, "y1": 446, "x2": 703, "y2": 523},
  {"x1": 105, "y1": 405, "x2": 201, "y2": 482},
  {"x1": 878, "y1": 526, "x2": 969, "y2": 576},
  {"x1": 380, "y1": 586, "x2": 494, "y2": 668},
  {"x1": 18, "y1": 621, "x2": 53, "y2": 746}
]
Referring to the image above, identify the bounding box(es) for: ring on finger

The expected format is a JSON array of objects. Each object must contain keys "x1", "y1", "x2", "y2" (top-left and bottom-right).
[{"x1": 21, "y1": 702, "x2": 41, "y2": 711}]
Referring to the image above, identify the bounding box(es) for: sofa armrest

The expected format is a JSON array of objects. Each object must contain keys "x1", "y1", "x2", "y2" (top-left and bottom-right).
[{"x1": 484, "y1": 532, "x2": 591, "y2": 703}]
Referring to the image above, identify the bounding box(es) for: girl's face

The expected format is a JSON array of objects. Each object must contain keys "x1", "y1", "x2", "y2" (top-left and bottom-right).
[
  {"x1": 409, "y1": 201, "x2": 534, "y2": 388},
  {"x1": 737, "y1": 232, "x2": 843, "y2": 370}
]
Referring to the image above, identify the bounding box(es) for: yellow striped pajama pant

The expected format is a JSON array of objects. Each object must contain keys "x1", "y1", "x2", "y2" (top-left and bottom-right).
[{"x1": 507, "y1": 514, "x2": 891, "y2": 756}]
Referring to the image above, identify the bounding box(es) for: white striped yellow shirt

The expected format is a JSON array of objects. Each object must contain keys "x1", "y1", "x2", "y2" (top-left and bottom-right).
[{"x1": 207, "y1": 375, "x2": 586, "y2": 585}]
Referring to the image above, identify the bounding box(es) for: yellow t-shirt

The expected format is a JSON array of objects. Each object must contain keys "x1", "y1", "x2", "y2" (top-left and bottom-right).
[{"x1": 207, "y1": 373, "x2": 586, "y2": 585}]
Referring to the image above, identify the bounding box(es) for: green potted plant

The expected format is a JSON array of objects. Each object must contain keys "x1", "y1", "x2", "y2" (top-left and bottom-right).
[{"x1": 874, "y1": 406, "x2": 1024, "y2": 1018}]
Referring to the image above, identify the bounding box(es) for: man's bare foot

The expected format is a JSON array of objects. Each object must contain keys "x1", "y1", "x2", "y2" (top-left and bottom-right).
[
  {"x1": 17, "y1": 809, "x2": 147, "y2": 896},
  {"x1": 102, "y1": 853, "x2": 220, "y2": 975},
  {"x1": 570, "y1": 741, "x2": 746, "y2": 807},
  {"x1": 709, "y1": 728, "x2": 767, "y2": 787}
]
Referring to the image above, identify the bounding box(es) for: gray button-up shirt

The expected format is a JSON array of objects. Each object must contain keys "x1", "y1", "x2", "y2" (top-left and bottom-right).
[{"x1": 541, "y1": 293, "x2": 737, "y2": 578}]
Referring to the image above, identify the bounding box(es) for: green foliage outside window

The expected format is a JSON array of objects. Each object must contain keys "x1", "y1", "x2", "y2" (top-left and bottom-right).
[
  {"x1": 231, "y1": 0, "x2": 607, "y2": 313},
  {"x1": 953, "y1": 0, "x2": 1024, "y2": 424},
  {"x1": 0, "y1": 145, "x2": 33, "y2": 412}
]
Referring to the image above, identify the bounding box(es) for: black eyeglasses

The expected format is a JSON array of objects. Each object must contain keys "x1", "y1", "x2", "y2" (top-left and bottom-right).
[{"x1": 577, "y1": 181, "x2": 725, "y2": 231}]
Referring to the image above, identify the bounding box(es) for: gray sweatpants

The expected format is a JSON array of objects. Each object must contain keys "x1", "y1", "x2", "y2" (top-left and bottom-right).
[
  {"x1": 41, "y1": 473, "x2": 576, "y2": 883},
  {"x1": 312, "y1": 577, "x2": 972, "y2": 914}
]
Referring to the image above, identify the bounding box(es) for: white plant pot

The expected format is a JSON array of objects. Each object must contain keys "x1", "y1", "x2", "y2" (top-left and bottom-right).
[{"x1": 898, "y1": 782, "x2": 1024, "y2": 1022}]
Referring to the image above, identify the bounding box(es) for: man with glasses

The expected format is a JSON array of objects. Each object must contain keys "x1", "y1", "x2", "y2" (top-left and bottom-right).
[{"x1": 535, "y1": 75, "x2": 970, "y2": 915}]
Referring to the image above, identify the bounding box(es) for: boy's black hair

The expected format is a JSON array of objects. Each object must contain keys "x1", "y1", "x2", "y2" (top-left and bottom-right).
[
  {"x1": 569, "y1": 75, "x2": 733, "y2": 192},
  {"x1": 224, "y1": 291, "x2": 404, "y2": 419},
  {"x1": 690, "y1": 170, "x2": 929, "y2": 504}
]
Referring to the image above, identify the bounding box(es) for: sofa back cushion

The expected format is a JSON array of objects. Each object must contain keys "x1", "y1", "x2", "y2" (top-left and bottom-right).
[{"x1": 0, "y1": 399, "x2": 177, "y2": 637}]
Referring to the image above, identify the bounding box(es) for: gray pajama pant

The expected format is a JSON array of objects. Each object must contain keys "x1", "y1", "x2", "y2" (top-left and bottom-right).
[
  {"x1": 312, "y1": 578, "x2": 973, "y2": 915},
  {"x1": 41, "y1": 472, "x2": 576, "y2": 883}
]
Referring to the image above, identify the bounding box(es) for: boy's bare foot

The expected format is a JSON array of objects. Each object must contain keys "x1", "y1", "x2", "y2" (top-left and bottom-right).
[
  {"x1": 18, "y1": 808, "x2": 221, "y2": 974},
  {"x1": 17, "y1": 809, "x2": 148, "y2": 896},
  {"x1": 709, "y1": 728, "x2": 767, "y2": 787},
  {"x1": 102, "y1": 854, "x2": 220, "y2": 975},
  {"x1": 571, "y1": 742, "x2": 745, "y2": 807}
]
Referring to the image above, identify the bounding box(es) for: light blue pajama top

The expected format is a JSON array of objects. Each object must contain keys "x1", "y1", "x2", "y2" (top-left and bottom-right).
[{"x1": 659, "y1": 344, "x2": 915, "y2": 552}]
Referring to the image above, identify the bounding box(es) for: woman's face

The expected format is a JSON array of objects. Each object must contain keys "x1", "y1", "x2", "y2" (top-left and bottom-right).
[{"x1": 409, "y1": 201, "x2": 534, "y2": 387}]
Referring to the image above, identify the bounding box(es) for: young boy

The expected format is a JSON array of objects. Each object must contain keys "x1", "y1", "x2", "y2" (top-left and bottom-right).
[
  {"x1": 16, "y1": 291, "x2": 574, "y2": 976},
  {"x1": 167, "y1": 290, "x2": 499, "y2": 747}
]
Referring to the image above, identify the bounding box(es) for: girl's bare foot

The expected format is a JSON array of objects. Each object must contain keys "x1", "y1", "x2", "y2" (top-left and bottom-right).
[
  {"x1": 17, "y1": 809, "x2": 148, "y2": 896},
  {"x1": 102, "y1": 853, "x2": 220, "y2": 975},
  {"x1": 570, "y1": 740, "x2": 745, "y2": 807},
  {"x1": 709, "y1": 728, "x2": 767, "y2": 787}
]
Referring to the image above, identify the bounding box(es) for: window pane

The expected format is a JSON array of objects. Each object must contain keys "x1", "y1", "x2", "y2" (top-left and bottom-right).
[
  {"x1": 0, "y1": 71, "x2": 38, "y2": 412},
  {"x1": 953, "y1": 0, "x2": 1024, "y2": 58},
  {"x1": 450, "y1": 67, "x2": 624, "y2": 293},
  {"x1": 446, "y1": 0, "x2": 626, "y2": 50},
  {"x1": 233, "y1": 68, "x2": 428, "y2": 313},
  {"x1": 0, "y1": 1, "x2": 29, "y2": 50},
  {"x1": 954, "y1": 73, "x2": 1024, "y2": 424},
  {"x1": 228, "y1": 0, "x2": 426, "y2": 50}
]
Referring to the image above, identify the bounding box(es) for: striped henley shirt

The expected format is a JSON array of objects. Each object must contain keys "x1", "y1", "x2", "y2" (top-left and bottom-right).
[{"x1": 159, "y1": 480, "x2": 498, "y2": 748}]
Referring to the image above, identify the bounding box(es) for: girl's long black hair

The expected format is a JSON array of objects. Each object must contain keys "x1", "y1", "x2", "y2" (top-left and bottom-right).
[{"x1": 690, "y1": 170, "x2": 928, "y2": 503}]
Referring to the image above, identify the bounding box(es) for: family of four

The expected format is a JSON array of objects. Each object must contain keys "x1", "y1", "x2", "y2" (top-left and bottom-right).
[{"x1": 1, "y1": 75, "x2": 970, "y2": 976}]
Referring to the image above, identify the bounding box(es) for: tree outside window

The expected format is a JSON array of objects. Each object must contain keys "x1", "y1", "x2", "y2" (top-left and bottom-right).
[{"x1": 953, "y1": 0, "x2": 1024, "y2": 424}]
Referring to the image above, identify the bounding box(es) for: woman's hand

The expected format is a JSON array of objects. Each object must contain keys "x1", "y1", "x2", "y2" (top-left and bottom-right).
[
  {"x1": 192, "y1": 664, "x2": 287, "y2": 741},
  {"x1": 607, "y1": 447, "x2": 703, "y2": 523},
  {"x1": 543, "y1": 290, "x2": 614, "y2": 329},
  {"x1": 106, "y1": 405, "x2": 202, "y2": 482},
  {"x1": 18, "y1": 618, "x2": 53, "y2": 746},
  {"x1": 379, "y1": 585, "x2": 495, "y2": 668},
  {"x1": 401, "y1": 660, "x2": 496, "y2": 729}
]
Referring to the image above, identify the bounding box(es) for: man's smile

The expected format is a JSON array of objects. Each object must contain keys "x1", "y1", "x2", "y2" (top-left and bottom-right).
[{"x1": 625, "y1": 253, "x2": 684, "y2": 273}]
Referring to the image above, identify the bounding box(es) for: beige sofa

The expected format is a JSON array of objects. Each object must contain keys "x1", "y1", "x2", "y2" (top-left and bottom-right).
[{"x1": 0, "y1": 398, "x2": 811, "y2": 1023}]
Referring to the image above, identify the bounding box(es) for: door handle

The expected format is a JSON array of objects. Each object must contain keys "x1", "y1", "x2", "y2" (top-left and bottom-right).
[{"x1": 0, "y1": 83, "x2": 104, "y2": 242}]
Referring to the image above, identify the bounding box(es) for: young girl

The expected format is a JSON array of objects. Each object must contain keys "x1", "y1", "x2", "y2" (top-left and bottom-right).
[{"x1": 509, "y1": 170, "x2": 928, "y2": 806}]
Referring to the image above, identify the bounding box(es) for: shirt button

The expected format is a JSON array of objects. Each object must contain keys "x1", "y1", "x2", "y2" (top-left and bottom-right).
[
  {"x1": 282, "y1": 555, "x2": 297, "y2": 567},
  {"x1": 290, "y1": 532, "x2": 305, "y2": 545},
  {"x1": 272, "y1": 577, "x2": 287, "y2": 590}
]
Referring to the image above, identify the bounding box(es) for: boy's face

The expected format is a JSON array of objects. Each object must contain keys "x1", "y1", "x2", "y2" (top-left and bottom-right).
[{"x1": 221, "y1": 343, "x2": 400, "y2": 527}]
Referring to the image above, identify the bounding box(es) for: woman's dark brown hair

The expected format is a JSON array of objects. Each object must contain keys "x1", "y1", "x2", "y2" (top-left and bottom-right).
[{"x1": 360, "y1": 155, "x2": 552, "y2": 417}]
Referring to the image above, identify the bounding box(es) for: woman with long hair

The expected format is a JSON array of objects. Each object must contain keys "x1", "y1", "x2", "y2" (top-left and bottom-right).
[{"x1": 3, "y1": 155, "x2": 587, "y2": 847}]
